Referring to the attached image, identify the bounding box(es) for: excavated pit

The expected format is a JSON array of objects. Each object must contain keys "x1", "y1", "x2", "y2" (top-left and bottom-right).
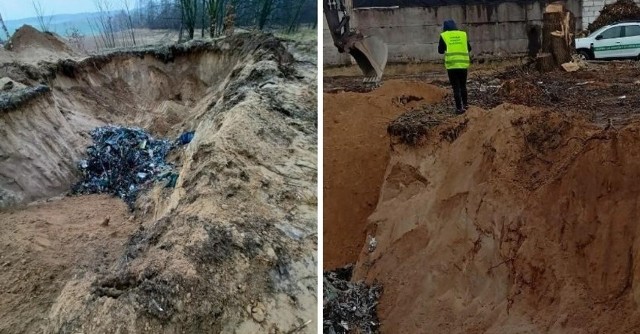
[
  {"x1": 1, "y1": 35, "x2": 293, "y2": 208},
  {"x1": 325, "y1": 62, "x2": 640, "y2": 332},
  {"x1": 1, "y1": 29, "x2": 317, "y2": 333}
]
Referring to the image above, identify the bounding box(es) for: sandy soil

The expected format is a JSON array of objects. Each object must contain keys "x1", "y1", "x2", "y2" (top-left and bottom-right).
[
  {"x1": 323, "y1": 80, "x2": 445, "y2": 269},
  {"x1": 324, "y1": 58, "x2": 640, "y2": 332},
  {"x1": 353, "y1": 105, "x2": 640, "y2": 333},
  {"x1": 0, "y1": 26, "x2": 317, "y2": 333},
  {"x1": 0, "y1": 195, "x2": 137, "y2": 334}
]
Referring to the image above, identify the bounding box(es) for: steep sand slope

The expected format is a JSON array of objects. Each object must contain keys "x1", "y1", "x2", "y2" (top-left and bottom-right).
[
  {"x1": 323, "y1": 81, "x2": 445, "y2": 269},
  {"x1": 355, "y1": 105, "x2": 640, "y2": 333}
]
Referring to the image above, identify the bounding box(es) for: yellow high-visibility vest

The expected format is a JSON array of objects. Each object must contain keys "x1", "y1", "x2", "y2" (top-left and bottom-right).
[{"x1": 441, "y1": 30, "x2": 470, "y2": 69}]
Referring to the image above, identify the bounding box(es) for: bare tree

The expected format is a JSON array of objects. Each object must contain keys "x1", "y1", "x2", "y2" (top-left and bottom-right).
[
  {"x1": 33, "y1": 0, "x2": 53, "y2": 32},
  {"x1": 0, "y1": 12, "x2": 10, "y2": 42},
  {"x1": 122, "y1": 0, "x2": 137, "y2": 45},
  {"x1": 286, "y1": 0, "x2": 306, "y2": 33},
  {"x1": 201, "y1": 0, "x2": 206, "y2": 37},
  {"x1": 179, "y1": 0, "x2": 198, "y2": 40},
  {"x1": 257, "y1": 0, "x2": 275, "y2": 30},
  {"x1": 65, "y1": 26, "x2": 87, "y2": 53},
  {"x1": 207, "y1": 0, "x2": 221, "y2": 37},
  {"x1": 93, "y1": 0, "x2": 117, "y2": 49}
]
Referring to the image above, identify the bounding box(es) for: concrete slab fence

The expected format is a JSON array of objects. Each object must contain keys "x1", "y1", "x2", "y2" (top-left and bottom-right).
[{"x1": 323, "y1": 0, "x2": 640, "y2": 65}]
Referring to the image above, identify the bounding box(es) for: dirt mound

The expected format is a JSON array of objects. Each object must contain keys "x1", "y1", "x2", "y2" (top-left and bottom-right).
[
  {"x1": 7, "y1": 25, "x2": 75, "y2": 56},
  {"x1": 0, "y1": 33, "x2": 317, "y2": 333},
  {"x1": 354, "y1": 104, "x2": 640, "y2": 333},
  {"x1": 0, "y1": 195, "x2": 137, "y2": 334},
  {"x1": 323, "y1": 80, "x2": 446, "y2": 269},
  {"x1": 498, "y1": 79, "x2": 546, "y2": 106},
  {"x1": 588, "y1": 0, "x2": 640, "y2": 32}
]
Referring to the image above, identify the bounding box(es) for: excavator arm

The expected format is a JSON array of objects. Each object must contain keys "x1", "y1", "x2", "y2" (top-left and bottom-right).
[{"x1": 323, "y1": 0, "x2": 388, "y2": 82}]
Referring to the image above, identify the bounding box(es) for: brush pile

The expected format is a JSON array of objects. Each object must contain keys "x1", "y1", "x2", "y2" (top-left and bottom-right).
[{"x1": 588, "y1": 0, "x2": 640, "y2": 32}]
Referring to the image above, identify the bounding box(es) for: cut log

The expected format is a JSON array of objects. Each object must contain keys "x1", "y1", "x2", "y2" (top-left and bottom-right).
[
  {"x1": 538, "y1": 2, "x2": 576, "y2": 72},
  {"x1": 536, "y1": 53, "x2": 556, "y2": 72}
]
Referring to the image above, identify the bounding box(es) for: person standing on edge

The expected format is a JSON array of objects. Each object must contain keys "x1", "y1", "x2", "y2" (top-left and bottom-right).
[{"x1": 438, "y1": 19, "x2": 471, "y2": 114}]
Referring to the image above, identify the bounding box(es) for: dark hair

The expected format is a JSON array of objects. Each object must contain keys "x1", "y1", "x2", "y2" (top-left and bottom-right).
[{"x1": 443, "y1": 19, "x2": 457, "y2": 31}]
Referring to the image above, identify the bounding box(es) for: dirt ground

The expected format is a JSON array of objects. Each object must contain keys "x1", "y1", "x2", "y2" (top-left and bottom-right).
[
  {"x1": 324, "y1": 60, "x2": 640, "y2": 332},
  {"x1": 325, "y1": 60, "x2": 640, "y2": 127},
  {"x1": 0, "y1": 195, "x2": 136, "y2": 334},
  {"x1": 0, "y1": 26, "x2": 317, "y2": 333}
]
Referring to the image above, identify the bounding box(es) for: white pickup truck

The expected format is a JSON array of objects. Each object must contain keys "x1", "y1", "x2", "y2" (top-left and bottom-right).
[{"x1": 575, "y1": 21, "x2": 640, "y2": 60}]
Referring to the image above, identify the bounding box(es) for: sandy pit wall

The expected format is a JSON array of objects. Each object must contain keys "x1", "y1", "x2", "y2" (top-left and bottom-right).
[
  {"x1": 354, "y1": 104, "x2": 640, "y2": 333},
  {"x1": 323, "y1": 80, "x2": 445, "y2": 268},
  {"x1": 0, "y1": 38, "x2": 252, "y2": 209}
]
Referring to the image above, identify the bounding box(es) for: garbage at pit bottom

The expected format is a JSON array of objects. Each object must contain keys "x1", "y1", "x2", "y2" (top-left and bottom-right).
[
  {"x1": 176, "y1": 131, "x2": 195, "y2": 145},
  {"x1": 72, "y1": 125, "x2": 179, "y2": 208}
]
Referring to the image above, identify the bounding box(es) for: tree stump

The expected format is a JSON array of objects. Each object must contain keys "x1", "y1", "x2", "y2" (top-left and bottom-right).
[
  {"x1": 537, "y1": 2, "x2": 576, "y2": 72},
  {"x1": 536, "y1": 53, "x2": 556, "y2": 72}
]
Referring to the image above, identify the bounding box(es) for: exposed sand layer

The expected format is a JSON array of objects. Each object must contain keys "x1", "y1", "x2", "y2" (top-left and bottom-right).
[
  {"x1": 355, "y1": 104, "x2": 640, "y2": 333},
  {"x1": 323, "y1": 80, "x2": 445, "y2": 269}
]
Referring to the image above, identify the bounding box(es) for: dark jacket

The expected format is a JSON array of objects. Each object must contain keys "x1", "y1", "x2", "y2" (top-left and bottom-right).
[{"x1": 438, "y1": 19, "x2": 472, "y2": 54}]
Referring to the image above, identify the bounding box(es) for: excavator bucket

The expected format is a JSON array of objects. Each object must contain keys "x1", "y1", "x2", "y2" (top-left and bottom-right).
[{"x1": 348, "y1": 35, "x2": 388, "y2": 82}]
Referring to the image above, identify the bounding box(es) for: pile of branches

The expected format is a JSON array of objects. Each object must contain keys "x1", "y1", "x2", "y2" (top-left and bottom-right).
[
  {"x1": 72, "y1": 126, "x2": 175, "y2": 208},
  {"x1": 588, "y1": 0, "x2": 640, "y2": 32},
  {"x1": 323, "y1": 265, "x2": 382, "y2": 334},
  {"x1": 387, "y1": 103, "x2": 454, "y2": 146}
]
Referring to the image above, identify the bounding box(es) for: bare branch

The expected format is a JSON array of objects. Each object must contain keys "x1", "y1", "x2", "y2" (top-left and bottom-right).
[
  {"x1": 0, "y1": 12, "x2": 11, "y2": 42},
  {"x1": 32, "y1": 0, "x2": 53, "y2": 32}
]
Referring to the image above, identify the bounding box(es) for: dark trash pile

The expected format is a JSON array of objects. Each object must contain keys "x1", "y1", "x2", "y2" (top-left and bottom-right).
[
  {"x1": 588, "y1": 0, "x2": 640, "y2": 32},
  {"x1": 387, "y1": 103, "x2": 453, "y2": 146},
  {"x1": 323, "y1": 265, "x2": 382, "y2": 334},
  {"x1": 72, "y1": 126, "x2": 190, "y2": 208}
]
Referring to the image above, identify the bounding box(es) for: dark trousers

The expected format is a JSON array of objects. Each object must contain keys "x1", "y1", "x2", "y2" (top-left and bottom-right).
[{"x1": 447, "y1": 69, "x2": 468, "y2": 111}]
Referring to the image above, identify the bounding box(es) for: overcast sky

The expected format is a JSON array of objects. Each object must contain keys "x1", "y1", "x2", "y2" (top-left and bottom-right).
[{"x1": 0, "y1": 0, "x2": 127, "y2": 20}]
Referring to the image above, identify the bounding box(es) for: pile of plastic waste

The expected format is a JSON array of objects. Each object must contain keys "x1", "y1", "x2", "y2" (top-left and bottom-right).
[
  {"x1": 323, "y1": 265, "x2": 382, "y2": 334},
  {"x1": 72, "y1": 126, "x2": 189, "y2": 208}
]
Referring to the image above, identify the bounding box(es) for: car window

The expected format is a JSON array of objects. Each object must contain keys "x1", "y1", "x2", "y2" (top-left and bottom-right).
[
  {"x1": 624, "y1": 25, "x2": 640, "y2": 37},
  {"x1": 600, "y1": 26, "x2": 623, "y2": 39}
]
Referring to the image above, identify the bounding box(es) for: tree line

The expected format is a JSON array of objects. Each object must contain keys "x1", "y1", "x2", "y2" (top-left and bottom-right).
[
  {"x1": 15, "y1": 0, "x2": 316, "y2": 50},
  {"x1": 94, "y1": 0, "x2": 316, "y2": 48},
  {"x1": 130, "y1": 0, "x2": 315, "y2": 37}
]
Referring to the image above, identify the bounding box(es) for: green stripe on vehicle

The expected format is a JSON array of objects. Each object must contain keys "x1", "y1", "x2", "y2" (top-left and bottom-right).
[{"x1": 593, "y1": 43, "x2": 640, "y2": 51}]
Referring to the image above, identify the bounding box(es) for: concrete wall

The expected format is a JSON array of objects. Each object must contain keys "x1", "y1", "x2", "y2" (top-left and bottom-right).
[
  {"x1": 323, "y1": 0, "x2": 582, "y2": 65},
  {"x1": 582, "y1": 0, "x2": 640, "y2": 28}
]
